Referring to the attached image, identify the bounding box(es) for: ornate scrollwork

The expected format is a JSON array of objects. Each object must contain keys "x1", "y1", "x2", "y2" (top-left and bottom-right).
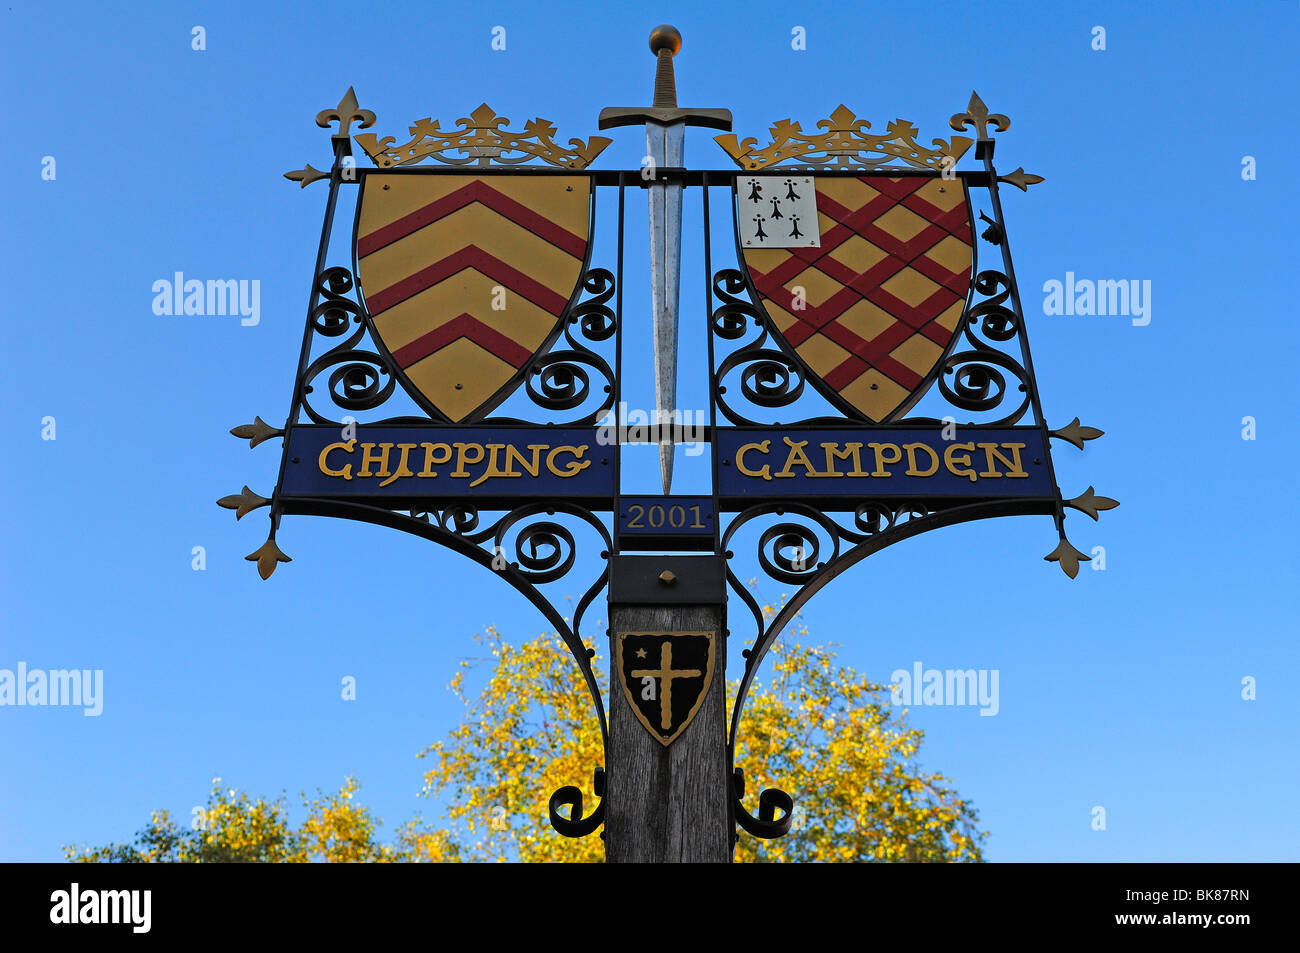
[
  {"x1": 710, "y1": 268, "x2": 764, "y2": 339},
  {"x1": 724, "y1": 504, "x2": 925, "y2": 655},
  {"x1": 756, "y1": 519, "x2": 832, "y2": 585},
  {"x1": 725, "y1": 502, "x2": 936, "y2": 620},
  {"x1": 326, "y1": 358, "x2": 395, "y2": 410},
  {"x1": 406, "y1": 500, "x2": 612, "y2": 829},
  {"x1": 923, "y1": 269, "x2": 1032, "y2": 426},
  {"x1": 287, "y1": 497, "x2": 614, "y2": 835},
  {"x1": 482, "y1": 268, "x2": 617, "y2": 427},
  {"x1": 302, "y1": 350, "x2": 397, "y2": 423},
  {"x1": 355, "y1": 103, "x2": 612, "y2": 170},
  {"x1": 732, "y1": 768, "x2": 793, "y2": 839},
  {"x1": 496, "y1": 517, "x2": 577, "y2": 585},
  {"x1": 739, "y1": 354, "x2": 806, "y2": 407},
  {"x1": 722, "y1": 497, "x2": 1038, "y2": 843},
  {"x1": 711, "y1": 269, "x2": 823, "y2": 426},
  {"x1": 299, "y1": 265, "x2": 618, "y2": 428},
  {"x1": 549, "y1": 767, "x2": 606, "y2": 838},
  {"x1": 309, "y1": 269, "x2": 363, "y2": 336},
  {"x1": 524, "y1": 356, "x2": 594, "y2": 412},
  {"x1": 435, "y1": 503, "x2": 479, "y2": 536},
  {"x1": 850, "y1": 501, "x2": 931, "y2": 539},
  {"x1": 570, "y1": 268, "x2": 618, "y2": 342},
  {"x1": 296, "y1": 266, "x2": 418, "y2": 425}
]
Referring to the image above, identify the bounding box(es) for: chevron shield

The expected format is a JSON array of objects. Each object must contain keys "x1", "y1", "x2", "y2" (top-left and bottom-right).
[
  {"x1": 735, "y1": 173, "x2": 974, "y2": 422},
  {"x1": 354, "y1": 173, "x2": 593, "y2": 421}
]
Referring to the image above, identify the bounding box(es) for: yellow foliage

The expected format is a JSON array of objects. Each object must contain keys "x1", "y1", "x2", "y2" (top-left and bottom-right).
[
  {"x1": 66, "y1": 624, "x2": 984, "y2": 863},
  {"x1": 419, "y1": 625, "x2": 984, "y2": 862}
]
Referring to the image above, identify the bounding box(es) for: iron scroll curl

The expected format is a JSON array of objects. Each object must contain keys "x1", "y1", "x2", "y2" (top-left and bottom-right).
[
  {"x1": 732, "y1": 768, "x2": 793, "y2": 839},
  {"x1": 481, "y1": 267, "x2": 618, "y2": 428},
  {"x1": 548, "y1": 767, "x2": 606, "y2": 837}
]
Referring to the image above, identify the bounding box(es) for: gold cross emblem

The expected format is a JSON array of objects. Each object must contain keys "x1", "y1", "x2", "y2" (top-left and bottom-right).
[
  {"x1": 630, "y1": 641, "x2": 703, "y2": 731},
  {"x1": 617, "y1": 631, "x2": 716, "y2": 745}
]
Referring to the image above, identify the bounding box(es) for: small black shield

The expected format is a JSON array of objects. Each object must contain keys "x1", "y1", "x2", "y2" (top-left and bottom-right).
[{"x1": 616, "y1": 630, "x2": 716, "y2": 746}]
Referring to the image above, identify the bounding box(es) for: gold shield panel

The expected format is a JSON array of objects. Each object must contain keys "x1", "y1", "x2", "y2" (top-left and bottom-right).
[
  {"x1": 355, "y1": 173, "x2": 592, "y2": 421},
  {"x1": 738, "y1": 174, "x2": 974, "y2": 422}
]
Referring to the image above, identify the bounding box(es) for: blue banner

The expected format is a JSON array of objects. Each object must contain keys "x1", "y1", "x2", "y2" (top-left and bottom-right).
[
  {"x1": 716, "y1": 427, "x2": 1055, "y2": 502},
  {"x1": 280, "y1": 426, "x2": 615, "y2": 501}
]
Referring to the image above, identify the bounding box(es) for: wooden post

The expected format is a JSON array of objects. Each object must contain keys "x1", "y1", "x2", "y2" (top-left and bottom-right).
[{"x1": 605, "y1": 559, "x2": 731, "y2": 863}]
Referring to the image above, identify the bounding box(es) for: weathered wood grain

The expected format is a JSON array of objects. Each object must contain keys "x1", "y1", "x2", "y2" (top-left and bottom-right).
[{"x1": 605, "y1": 604, "x2": 730, "y2": 863}]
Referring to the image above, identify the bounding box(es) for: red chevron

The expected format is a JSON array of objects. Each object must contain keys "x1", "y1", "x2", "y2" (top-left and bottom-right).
[
  {"x1": 365, "y1": 245, "x2": 571, "y2": 317},
  {"x1": 391, "y1": 313, "x2": 533, "y2": 370},
  {"x1": 357, "y1": 179, "x2": 587, "y2": 259}
]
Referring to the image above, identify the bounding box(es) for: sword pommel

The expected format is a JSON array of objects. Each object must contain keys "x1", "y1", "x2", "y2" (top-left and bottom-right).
[{"x1": 598, "y1": 25, "x2": 733, "y2": 131}]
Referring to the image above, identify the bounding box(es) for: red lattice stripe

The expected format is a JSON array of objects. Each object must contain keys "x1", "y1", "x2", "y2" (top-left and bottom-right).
[{"x1": 744, "y1": 177, "x2": 971, "y2": 394}]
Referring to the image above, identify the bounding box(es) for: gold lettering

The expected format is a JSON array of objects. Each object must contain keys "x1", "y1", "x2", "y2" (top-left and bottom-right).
[
  {"x1": 503, "y1": 444, "x2": 548, "y2": 478},
  {"x1": 451, "y1": 442, "x2": 485, "y2": 477},
  {"x1": 318, "y1": 439, "x2": 355, "y2": 481},
  {"x1": 735, "y1": 440, "x2": 772, "y2": 481},
  {"x1": 903, "y1": 442, "x2": 940, "y2": 477},
  {"x1": 775, "y1": 438, "x2": 818, "y2": 478},
  {"x1": 470, "y1": 444, "x2": 512, "y2": 488},
  {"x1": 820, "y1": 442, "x2": 867, "y2": 478},
  {"x1": 358, "y1": 442, "x2": 393, "y2": 479},
  {"x1": 867, "y1": 442, "x2": 903, "y2": 478},
  {"x1": 379, "y1": 443, "x2": 419, "y2": 487},
  {"x1": 418, "y1": 442, "x2": 452, "y2": 477},
  {"x1": 944, "y1": 442, "x2": 978, "y2": 483},
  {"x1": 977, "y1": 442, "x2": 1029, "y2": 478},
  {"x1": 546, "y1": 445, "x2": 592, "y2": 477}
]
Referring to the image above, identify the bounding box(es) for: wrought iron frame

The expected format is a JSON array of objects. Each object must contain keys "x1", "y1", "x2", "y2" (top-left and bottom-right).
[{"x1": 224, "y1": 89, "x2": 1115, "y2": 854}]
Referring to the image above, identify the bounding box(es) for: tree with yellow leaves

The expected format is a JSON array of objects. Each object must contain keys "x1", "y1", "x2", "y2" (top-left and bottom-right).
[
  {"x1": 421, "y1": 626, "x2": 983, "y2": 862},
  {"x1": 64, "y1": 777, "x2": 459, "y2": 863},
  {"x1": 66, "y1": 625, "x2": 984, "y2": 862}
]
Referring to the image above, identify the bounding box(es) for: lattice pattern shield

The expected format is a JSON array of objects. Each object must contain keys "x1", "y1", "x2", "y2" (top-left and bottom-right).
[{"x1": 738, "y1": 174, "x2": 973, "y2": 422}]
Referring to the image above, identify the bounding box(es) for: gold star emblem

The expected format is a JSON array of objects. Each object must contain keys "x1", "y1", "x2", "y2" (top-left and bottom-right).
[{"x1": 635, "y1": 647, "x2": 648, "y2": 658}]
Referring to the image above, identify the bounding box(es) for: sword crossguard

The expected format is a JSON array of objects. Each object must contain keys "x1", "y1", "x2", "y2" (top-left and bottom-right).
[{"x1": 598, "y1": 25, "x2": 733, "y2": 131}]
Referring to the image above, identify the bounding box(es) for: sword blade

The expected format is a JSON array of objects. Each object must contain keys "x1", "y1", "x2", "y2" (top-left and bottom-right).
[{"x1": 647, "y1": 121, "x2": 684, "y2": 494}]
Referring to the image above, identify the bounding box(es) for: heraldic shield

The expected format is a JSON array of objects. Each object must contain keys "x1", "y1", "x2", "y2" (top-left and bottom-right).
[
  {"x1": 355, "y1": 173, "x2": 593, "y2": 421},
  {"x1": 735, "y1": 174, "x2": 974, "y2": 422},
  {"x1": 616, "y1": 631, "x2": 716, "y2": 746}
]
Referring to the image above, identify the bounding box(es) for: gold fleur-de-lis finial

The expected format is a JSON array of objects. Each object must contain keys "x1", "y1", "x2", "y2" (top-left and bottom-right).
[
  {"x1": 1044, "y1": 535, "x2": 1090, "y2": 579},
  {"x1": 246, "y1": 535, "x2": 291, "y2": 580},
  {"x1": 949, "y1": 91, "x2": 1010, "y2": 139},
  {"x1": 316, "y1": 87, "x2": 376, "y2": 139},
  {"x1": 1049, "y1": 417, "x2": 1105, "y2": 450},
  {"x1": 1064, "y1": 487, "x2": 1120, "y2": 521}
]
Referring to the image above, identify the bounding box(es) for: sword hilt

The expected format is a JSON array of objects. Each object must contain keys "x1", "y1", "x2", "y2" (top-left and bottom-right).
[
  {"x1": 598, "y1": 25, "x2": 732, "y2": 131},
  {"x1": 651, "y1": 25, "x2": 680, "y2": 109}
]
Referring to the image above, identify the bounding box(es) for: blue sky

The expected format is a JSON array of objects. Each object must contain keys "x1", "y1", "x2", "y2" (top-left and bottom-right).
[{"x1": 2, "y1": 0, "x2": 1297, "y2": 861}]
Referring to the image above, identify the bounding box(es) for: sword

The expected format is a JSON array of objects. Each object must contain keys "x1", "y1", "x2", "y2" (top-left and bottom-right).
[{"x1": 600, "y1": 25, "x2": 731, "y2": 494}]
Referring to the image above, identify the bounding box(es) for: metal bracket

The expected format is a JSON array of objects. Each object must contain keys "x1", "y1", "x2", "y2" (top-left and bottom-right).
[{"x1": 608, "y1": 554, "x2": 725, "y2": 605}]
